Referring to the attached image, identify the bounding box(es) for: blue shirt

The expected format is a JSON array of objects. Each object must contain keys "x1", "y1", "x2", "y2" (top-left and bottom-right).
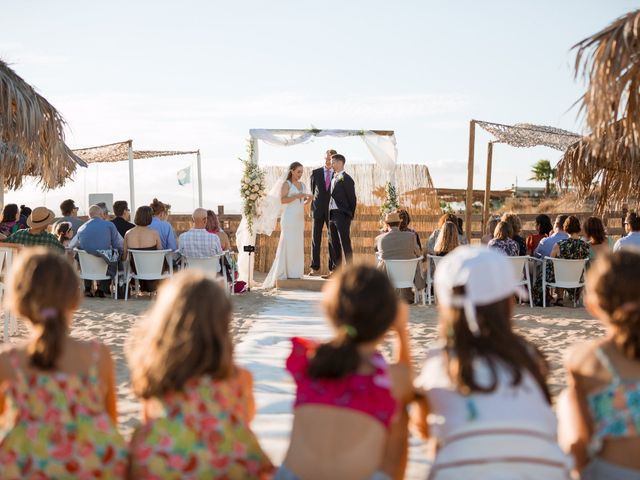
[
  {"x1": 150, "y1": 217, "x2": 177, "y2": 251},
  {"x1": 534, "y1": 231, "x2": 569, "y2": 258},
  {"x1": 613, "y1": 231, "x2": 640, "y2": 252},
  {"x1": 76, "y1": 217, "x2": 123, "y2": 253}
]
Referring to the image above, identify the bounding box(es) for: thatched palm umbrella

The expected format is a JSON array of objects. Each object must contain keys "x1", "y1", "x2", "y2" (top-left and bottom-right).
[
  {"x1": 558, "y1": 10, "x2": 640, "y2": 211},
  {"x1": 0, "y1": 59, "x2": 85, "y2": 198}
]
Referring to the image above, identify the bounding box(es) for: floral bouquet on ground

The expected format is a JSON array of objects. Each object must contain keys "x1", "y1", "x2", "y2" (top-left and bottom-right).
[{"x1": 239, "y1": 143, "x2": 265, "y2": 235}]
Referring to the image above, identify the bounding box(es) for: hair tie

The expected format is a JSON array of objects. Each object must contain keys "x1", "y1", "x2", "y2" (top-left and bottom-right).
[
  {"x1": 40, "y1": 308, "x2": 58, "y2": 321},
  {"x1": 342, "y1": 324, "x2": 358, "y2": 338}
]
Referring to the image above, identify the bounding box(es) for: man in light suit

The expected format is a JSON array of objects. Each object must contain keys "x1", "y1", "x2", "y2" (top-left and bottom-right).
[
  {"x1": 375, "y1": 211, "x2": 425, "y2": 303},
  {"x1": 309, "y1": 149, "x2": 336, "y2": 276}
]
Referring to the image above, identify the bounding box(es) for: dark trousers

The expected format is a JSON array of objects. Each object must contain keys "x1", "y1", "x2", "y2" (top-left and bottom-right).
[
  {"x1": 311, "y1": 213, "x2": 336, "y2": 271},
  {"x1": 329, "y1": 210, "x2": 353, "y2": 267}
]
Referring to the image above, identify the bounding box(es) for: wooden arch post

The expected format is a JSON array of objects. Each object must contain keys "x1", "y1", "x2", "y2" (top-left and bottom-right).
[
  {"x1": 482, "y1": 141, "x2": 494, "y2": 233},
  {"x1": 465, "y1": 120, "x2": 476, "y2": 241}
]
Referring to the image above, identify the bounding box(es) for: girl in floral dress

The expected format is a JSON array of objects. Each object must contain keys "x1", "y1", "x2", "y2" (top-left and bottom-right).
[
  {"x1": 0, "y1": 248, "x2": 127, "y2": 479},
  {"x1": 127, "y1": 270, "x2": 273, "y2": 479}
]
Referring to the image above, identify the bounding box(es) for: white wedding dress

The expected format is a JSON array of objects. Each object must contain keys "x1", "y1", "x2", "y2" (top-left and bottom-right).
[{"x1": 263, "y1": 180, "x2": 306, "y2": 288}]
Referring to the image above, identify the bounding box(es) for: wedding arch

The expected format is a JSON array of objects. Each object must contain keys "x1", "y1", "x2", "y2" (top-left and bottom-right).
[{"x1": 236, "y1": 128, "x2": 399, "y2": 285}]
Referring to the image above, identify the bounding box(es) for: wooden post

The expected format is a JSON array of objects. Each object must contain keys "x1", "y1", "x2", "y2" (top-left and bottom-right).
[
  {"x1": 127, "y1": 141, "x2": 135, "y2": 212},
  {"x1": 196, "y1": 150, "x2": 203, "y2": 208},
  {"x1": 482, "y1": 141, "x2": 494, "y2": 233},
  {"x1": 217, "y1": 205, "x2": 225, "y2": 215},
  {"x1": 465, "y1": 120, "x2": 476, "y2": 241}
]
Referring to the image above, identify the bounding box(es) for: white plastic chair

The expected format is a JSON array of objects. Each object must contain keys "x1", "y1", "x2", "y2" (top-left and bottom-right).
[
  {"x1": 382, "y1": 257, "x2": 425, "y2": 304},
  {"x1": 183, "y1": 253, "x2": 235, "y2": 295},
  {"x1": 76, "y1": 250, "x2": 119, "y2": 300},
  {"x1": 508, "y1": 256, "x2": 533, "y2": 308},
  {"x1": 426, "y1": 254, "x2": 443, "y2": 305},
  {"x1": 542, "y1": 257, "x2": 588, "y2": 308},
  {"x1": 0, "y1": 250, "x2": 16, "y2": 342},
  {"x1": 124, "y1": 249, "x2": 174, "y2": 300}
]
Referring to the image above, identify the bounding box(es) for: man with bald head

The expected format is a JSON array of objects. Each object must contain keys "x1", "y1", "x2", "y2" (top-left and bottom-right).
[
  {"x1": 178, "y1": 208, "x2": 223, "y2": 271},
  {"x1": 73, "y1": 204, "x2": 124, "y2": 297}
]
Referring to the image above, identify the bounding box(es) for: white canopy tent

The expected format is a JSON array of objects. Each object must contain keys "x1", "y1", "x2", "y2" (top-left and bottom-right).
[
  {"x1": 72, "y1": 140, "x2": 202, "y2": 211},
  {"x1": 236, "y1": 128, "x2": 399, "y2": 285}
]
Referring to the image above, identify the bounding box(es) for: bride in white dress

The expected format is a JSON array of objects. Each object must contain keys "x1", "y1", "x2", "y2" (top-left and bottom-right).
[{"x1": 263, "y1": 162, "x2": 313, "y2": 288}]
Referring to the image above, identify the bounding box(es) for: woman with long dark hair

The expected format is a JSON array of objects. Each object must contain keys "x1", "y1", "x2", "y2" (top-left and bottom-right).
[{"x1": 263, "y1": 162, "x2": 313, "y2": 288}]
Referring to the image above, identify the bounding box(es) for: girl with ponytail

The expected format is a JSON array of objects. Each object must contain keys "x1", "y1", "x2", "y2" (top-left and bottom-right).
[
  {"x1": 0, "y1": 248, "x2": 127, "y2": 478},
  {"x1": 277, "y1": 264, "x2": 413, "y2": 480},
  {"x1": 560, "y1": 250, "x2": 640, "y2": 478}
]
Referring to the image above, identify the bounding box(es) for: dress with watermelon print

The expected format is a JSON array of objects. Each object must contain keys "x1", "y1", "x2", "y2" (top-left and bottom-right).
[
  {"x1": 0, "y1": 343, "x2": 128, "y2": 479},
  {"x1": 130, "y1": 374, "x2": 273, "y2": 479}
]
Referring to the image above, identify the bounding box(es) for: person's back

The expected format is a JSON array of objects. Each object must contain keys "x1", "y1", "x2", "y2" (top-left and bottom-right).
[
  {"x1": 377, "y1": 228, "x2": 419, "y2": 260},
  {"x1": 412, "y1": 247, "x2": 570, "y2": 479},
  {"x1": 559, "y1": 250, "x2": 640, "y2": 478},
  {"x1": 128, "y1": 270, "x2": 272, "y2": 479},
  {"x1": 0, "y1": 249, "x2": 126, "y2": 478},
  {"x1": 279, "y1": 265, "x2": 413, "y2": 480},
  {"x1": 77, "y1": 210, "x2": 123, "y2": 253}
]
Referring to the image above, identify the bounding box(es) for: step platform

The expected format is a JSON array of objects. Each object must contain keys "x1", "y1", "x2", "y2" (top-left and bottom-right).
[{"x1": 275, "y1": 275, "x2": 328, "y2": 291}]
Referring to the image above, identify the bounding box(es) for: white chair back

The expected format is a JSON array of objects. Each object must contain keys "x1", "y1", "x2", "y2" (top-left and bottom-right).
[
  {"x1": 549, "y1": 257, "x2": 587, "y2": 288},
  {"x1": 508, "y1": 256, "x2": 527, "y2": 280},
  {"x1": 184, "y1": 256, "x2": 222, "y2": 276},
  {"x1": 384, "y1": 257, "x2": 422, "y2": 289},
  {"x1": 130, "y1": 250, "x2": 172, "y2": 280},
  {"x1": 76, "y1": 250, "x2": 110, "y2": 280}
]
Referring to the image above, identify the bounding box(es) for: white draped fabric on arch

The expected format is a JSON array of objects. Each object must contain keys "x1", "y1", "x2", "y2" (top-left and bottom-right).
[{"x1": 236, "y1": 128, "x2": 399, "y2": 286}]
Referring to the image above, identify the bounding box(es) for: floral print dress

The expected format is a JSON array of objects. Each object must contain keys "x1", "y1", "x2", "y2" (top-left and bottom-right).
[
  {"x1": 0, "y1": 343, "x2": 128, "y2": 479},
  {"x1": 130, "y1": 374, "x2": 273, "y2": 479},
  {"x1": 532, "y1": 237, "x2": 590, "y2": 306}
]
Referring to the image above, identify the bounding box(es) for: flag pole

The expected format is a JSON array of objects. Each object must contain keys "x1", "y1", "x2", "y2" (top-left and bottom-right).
[{"x1": 196, "y1": 150, "x2": 203, "y2": 208}]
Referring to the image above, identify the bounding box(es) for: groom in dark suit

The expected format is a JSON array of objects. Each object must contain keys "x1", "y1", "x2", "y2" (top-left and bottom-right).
[
  {"x1": 328, "y1": 153, "x2": 357, "y2": 269},
  {"x1": 309, "y1": 149, "x2": 337, "y2": 275}
]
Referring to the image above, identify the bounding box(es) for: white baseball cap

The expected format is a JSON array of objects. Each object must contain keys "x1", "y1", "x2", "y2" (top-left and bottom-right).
[{"x1": 434, "y1": 246, "x2": 526, "y2": 335}]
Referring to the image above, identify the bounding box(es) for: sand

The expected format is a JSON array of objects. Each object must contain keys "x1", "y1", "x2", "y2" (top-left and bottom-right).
[{"x1": 3, "y1": 287, "x2": 606, "y2": 476}]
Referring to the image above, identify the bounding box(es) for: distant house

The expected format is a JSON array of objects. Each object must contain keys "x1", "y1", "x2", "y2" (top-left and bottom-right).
[{"x1": 511, "y1": 186, "x2": 551, "y2": 198}]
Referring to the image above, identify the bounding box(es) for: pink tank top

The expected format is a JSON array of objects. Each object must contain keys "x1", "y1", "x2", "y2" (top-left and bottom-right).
[{"x1": 286, "y1": 337, "x2": 397, "y2": 428}]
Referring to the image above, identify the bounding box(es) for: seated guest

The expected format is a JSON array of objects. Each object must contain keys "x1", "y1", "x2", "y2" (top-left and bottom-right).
[
  {"x1": 501, "y1": 212, "x2": 526, "y2": 255},
  {"x1": 532, "y1": 216, "x2": 590, "y2": 307},
  {"x1": 433, "y1": 221, "x2": 460, "y2": 256},
  {"x1": 558, "y1": 251, "x2": 640, "y2": 478},
  {"x1": 534, "y1": 214, "x2": 569, "y2": 258},
  {"x1": 412, "y1": 247, "x2": 569, "y2": 479},
  {"x1": 456, "y1": 216, "x2": 469, "y2": 245},
  {"x1": 72, "y1": 205, "x2": 124, "y2": 297},
  {"x1": 149, "y1": 198, "x2": 177, "y2": 251},
  {"x1": 488, "y1": 221, "x2": 520, "y2": 256},
  {"x1": 52, "y1": 198, "x2": 84, "y2": 233},
  {"x1": 0, "y1": 204, "x2": 20, "y2": 237},
  {"x1": 0, "y1": 249, "x2": 127, "y2": 478},
  {"x1": 111, "y1": 200, "x2": 135, "y2": 238},
  {"x1": 427, "y1": 213, "x2": 458, "y2": 254},
  {"x1": 481, "y1": 217, "x2": 499, "y2": 245},
  {"x1": 278, "y1": 265, "x2": 413, "y2": 480},
  {"x1": 613, "y1": 211, "x2": 640, "y2": 252},
  {"x1": 526, "y1": 214, "x2": 553, "y2": 256},
  {"x1": 375, "y1": 211, "x2": 425, "y2": 303},
  {"x1": 583, "y1": 216, "x2": 611, "y2": 260},
  {"x1": 0, "y1": 206, "x2": 64, "y2": 252},
  {"x1": 123, "y1": 206, "x2": 163, "y2": 294},
  {"x1": 55, "y1": 221, "x2": 74, "y2": 248},
  {"x1": 206, "y1": 209, "x2": 231, "y2": 251},
  {"x1": 127, "y1": 270, "x2": 273, "y2": 478},
  {"x1": 96, "y1": 202, "x2": 110, "y2": 219},
  {"x1": 398, "y1": 208, "x2": 422, "y2": 250},
  {"x1": 179, "y1": 208, "x2": 223, "y2": 271},
  {"x1": 17, "y1": 205, "x2": 31, "y2": 230}
]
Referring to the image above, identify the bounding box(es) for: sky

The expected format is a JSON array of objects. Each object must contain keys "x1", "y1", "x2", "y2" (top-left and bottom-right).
[{"x1": 2, "y1": 0, "x2": 638, "y2": 214}]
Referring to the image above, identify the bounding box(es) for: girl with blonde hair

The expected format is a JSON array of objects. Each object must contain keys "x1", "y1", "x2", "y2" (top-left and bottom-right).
[
  {"x1": 127, "y1": 270, "x2": 272, "y2": 478},
  {"x1": 0, "y1": 249, "x2": 127, "y2": 478}
]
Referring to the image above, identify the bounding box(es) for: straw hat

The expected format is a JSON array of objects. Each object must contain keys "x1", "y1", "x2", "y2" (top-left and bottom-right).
[
  {"x1": 28, "y1": 207, "x2": 56, "y2": 228},
  {"x1": 385, "y1": 211, "x2": 401, "y2": 224}
]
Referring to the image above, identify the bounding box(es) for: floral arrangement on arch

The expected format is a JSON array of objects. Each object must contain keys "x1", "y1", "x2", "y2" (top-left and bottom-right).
[
  {"x1": 239, "y1": 139, "x2": 265, "y2": 235},
  {"x1": 380, "y1": 181, "x2": 400, "y2": 222}
]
